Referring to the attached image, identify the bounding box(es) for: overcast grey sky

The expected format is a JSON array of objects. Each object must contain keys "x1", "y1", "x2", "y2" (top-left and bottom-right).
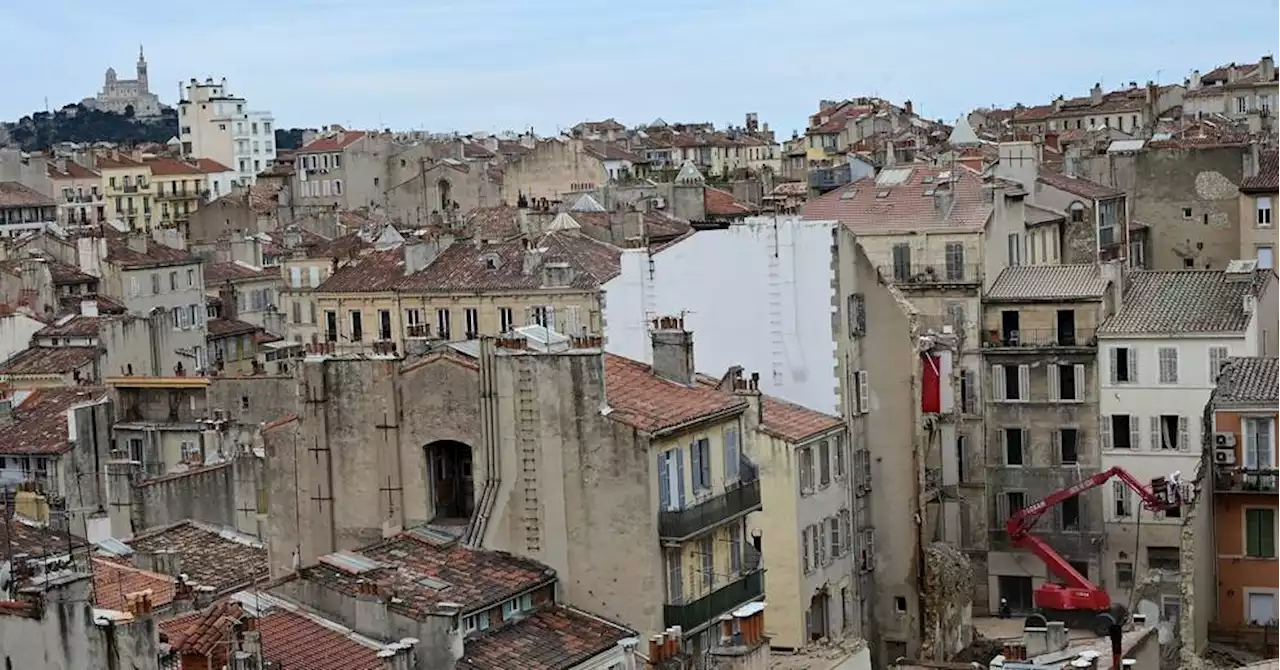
[{"x1": 5, "y1": 0, "x2": 1278, "y2": 134}]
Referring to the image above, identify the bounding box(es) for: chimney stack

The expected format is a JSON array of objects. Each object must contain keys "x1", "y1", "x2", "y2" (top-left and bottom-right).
[
  {"x1": 649, "y1": 316, "x2": 695, "y2": 386},
  {"x1": 1091, "y1": 82, "x2": 1103, "y2": 105}
]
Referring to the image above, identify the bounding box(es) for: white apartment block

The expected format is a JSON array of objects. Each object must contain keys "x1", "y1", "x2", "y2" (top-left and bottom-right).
[
  {"x1": 176, "y1": 77, "x2": 276, "y2": 186},
  {"x1": 1097, "y1": 263, "x2": 1277, "y2": 613}
]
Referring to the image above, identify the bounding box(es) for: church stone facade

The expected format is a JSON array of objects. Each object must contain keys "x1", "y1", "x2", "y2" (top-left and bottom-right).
[{"x1": 84, "y1": 46, "x2": 163, "y2": 117}]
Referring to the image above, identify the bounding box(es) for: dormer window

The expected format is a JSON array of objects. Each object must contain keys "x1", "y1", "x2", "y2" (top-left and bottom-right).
[
  {"x1": 542, "y1": 262, "x2": 574, "y2": 288},
  {"x1": 481, "y1": 253, "x2": 502, "y2": 270}
]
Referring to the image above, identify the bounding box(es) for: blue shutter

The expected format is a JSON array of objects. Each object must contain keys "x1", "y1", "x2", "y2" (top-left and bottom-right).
[
  {"x1": 658, "y1": 451, "x2": 671, "y2": 512},
  {"x1": 675, "y1": 449, "x2": 687, "y2": 508},
  {"x1": 725, "y1": 428, "x2": 740, "y2": 481},
  {"x1": 690, "y1": 442, "x2": 703, "y2": 491}
]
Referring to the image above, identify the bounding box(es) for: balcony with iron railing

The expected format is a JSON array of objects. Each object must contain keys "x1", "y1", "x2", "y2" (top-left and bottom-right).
[
  {"x1": 980, "y1": 328, "x2": 1097, "y2": 351},
  {"x1": 406, "y1": 323, "x2": 432, "y2": 338},
  {"x1": 1215, "y1": 467, "x2": 1279, "y2": 494},
  {"x1": 155, "y1": 189, "x2": 195, "y2": 201},
  {"x1": 809, "y1": 163, "x2": 853, "y2": 192},
  {"x1": 663, "y1": 568, "x2": 763, "y2": 632},
  {"x1": 658, "y1": 476, "x2": 761, "y2": 542},
  {"x1": 879, "y1": 262, "x2": 982, "y2": 287}
]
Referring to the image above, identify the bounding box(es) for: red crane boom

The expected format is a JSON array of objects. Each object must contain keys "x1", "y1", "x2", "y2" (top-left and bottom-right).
[{"x1": 1005, "y1": 466, "x2": 1185, "y2": 617}]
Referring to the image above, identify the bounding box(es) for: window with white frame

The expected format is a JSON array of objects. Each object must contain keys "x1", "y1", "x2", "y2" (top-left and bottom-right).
[
  {"x1": 1152, "y1": 415, "x2": 1189, "y2": 451},
  {"x1": 799, "y1": 445, "x2": 815, "y2": 494},
  {"x1": 1243, "y1": 417, "x2": 1276, "y2": 469},
  {"x1": 855, "y1": 370, "x2": 870, "y2": 413},
  {"x1": 1111, "y1": 347, "x2": 1137, "y2": 383},
  {"x1": 1157, "y1": 347, "x2": 1179, "y2": 383},
  {"x1": 1237, "y1": 96, "x2": 1249, "y2": 114},
  {"x1": 1246, "y1": 590, "x2": 1277, "y2": 626},
  {"x1": 1245, "y1": 508, "x2": 1276, "y2": 559},
  {"x1": 1112, "y1": 479, "x2": 1133, "y2": 518},
  {"x1": 690, "y1": 438, "x2": 712, "y2": 492},
  {"x1": 993, "y1": 364, "x2": 1029, "y2": 402},
  {"x1": 1048, "y1": 363, "x2": 1085, "y2": 402},
  {"x1": 665, "y1": 548, "x2": 683, "y2": 603},
  {"x1": 1259, "y1": 197, "x2": 1273, "y2": 227}
]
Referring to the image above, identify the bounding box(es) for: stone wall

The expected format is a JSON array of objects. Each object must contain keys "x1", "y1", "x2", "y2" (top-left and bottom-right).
[
  {"x1": 920, "y1": 542, "x2": 974, "y2": 661},
  {"x1": 1132, "y1": 145, "x2": 1248, "y2": 270}
]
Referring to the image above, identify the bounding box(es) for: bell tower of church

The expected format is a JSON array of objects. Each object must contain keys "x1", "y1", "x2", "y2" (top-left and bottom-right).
[{"x1": 136, "y1": 45, "x2": 149, "y2": 93}]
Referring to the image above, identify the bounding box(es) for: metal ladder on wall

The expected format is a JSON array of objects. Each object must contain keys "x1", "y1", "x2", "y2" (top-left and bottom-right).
[
  {"x1": 516, "y1": 359, "x2": 542, "y2": 554},
  {"x1": 766, "y1": 228, "x2": 786, "y2": 385}
]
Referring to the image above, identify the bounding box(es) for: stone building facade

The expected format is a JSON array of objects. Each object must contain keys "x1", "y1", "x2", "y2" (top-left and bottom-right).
[{"x1": 86, "y1": 46, "x2": 163, "y2": 117}]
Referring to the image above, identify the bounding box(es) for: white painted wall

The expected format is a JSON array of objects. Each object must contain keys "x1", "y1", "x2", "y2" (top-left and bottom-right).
[
  {"x1": 1098, "y1": 334, "x2": 1252, "y2": 513},
  {"x1": 603, "y1": 216, "x2": 840, "y2": 414},
  {"x1": 0, "y1": 313, "x2": 45, "y2": 364}
]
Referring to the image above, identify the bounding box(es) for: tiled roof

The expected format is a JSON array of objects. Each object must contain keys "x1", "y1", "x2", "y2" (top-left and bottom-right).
[
  {"x1": 127, "y1": 521, "x2": 268, "y2": 595},
  {"x1": 704, "y1": 187, "x2": 754, "y2": 217},
  {"x1": 207, "y1": 318, "x2": 261, "y2": 339},
  {"x1": 144, "y1": 157, "x2": 205, "y2": 176},
  {"x1": 457, "y1": 605, "x2": 634, "y2": 670},
  {"x1": 158, "y1": 608, "x2": 205, "y2": 646},
  {"x1": 37, "y1": 314, "x2": 105, "y2": 338},
  {"x1": 204, "y1": 261, "x2": 277, "y2": 283},
  {"x1": 759, "y1": 395, "x2": 843, "y2": 443},
  {"x1": 463, "y1": 206, "x2": 523, "y2": 241},
  {"x1": 1025, "y1": 203, "x2": 1067, "y2": 227},
  {"x1": 0, "y1": 518, "x2": 86, "y2": 559},
  {"x1": 0, "y1": 257, "x2": 95, "y2": 285},
  {"x1": 167, "y1": 599, "x2": 242, "y2": 656},
  {"x1": 259, "y1": 609, "x2": 383, "y2": 670},
  {"x1": 986, "y1": 265, "x2": 1108, "y2": 301},
  {"x1": 1036, "y1": 170, "x2": 1124, "y2": 201},
  {"x1": 248, "y1": 182, "x2": 284, "y2": 214},
  {"x1": 303, "y1": 530, "x2": 556, "y2": 619},
  {"x1": 47, "y1": 161, "x2": 100, "y2": 180},
  {"x1": 0, "y1": 181, "x2": 56, "y2": 208},
  {"x1": 1241, "y1": 150, "x2": 1278, "y2": 192},
  {"x1": 1098, "y1": 269, "x2": 1274, "y2": 335},
  {"x1": 1213, "y1": 357, "x2": 1279, "y2": 406},
  {"x1": 801, "y1": 164, "x2": 993, "y2": 233},
  {"x1": 193, "y1": 158, "x2": 233, "y2": 174},
  {"x1": 297, "y1": 131, "x2": 368, "y2": 154},
  {"x1": 583, "y1": 140, "x2": 645, "y2": 163},
  {"x1": 92, "y1": 557, "x2": 177, "y2": 611},
  {"x1": 95, "y1": 154, "x2": 145, "y2": 169},
  {"x1": 104, "y1": 233, "x2": 198, "y2": 268},
  {"x1": 0, "y1": 386, "x2": 106, "y2": 455},
  {"x1": 603, "y1": 354, "x2": 746, "y2": 434},
  {"x1": 319, "y1": 232, "x2": 622, "y2": 295},
  {"x1": 0, "y1": 346, "x2": 98, "y2": 377},
  {"x1": 58, "y1": 294, "x2": 125, "y2": 315},
  {"x1": 307, "y1": 230, "x2": 371, "y2": 259}
]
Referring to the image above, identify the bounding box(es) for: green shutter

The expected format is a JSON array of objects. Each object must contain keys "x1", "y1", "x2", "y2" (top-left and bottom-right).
[{"x1": 1246, "y1": 509, "x2": 1277, "y2": 558}]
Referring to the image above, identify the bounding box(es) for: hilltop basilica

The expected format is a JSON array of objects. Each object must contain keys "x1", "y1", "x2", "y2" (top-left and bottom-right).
[{"x1": 83, "y1": 45, "x2": 164, "y2": 117}]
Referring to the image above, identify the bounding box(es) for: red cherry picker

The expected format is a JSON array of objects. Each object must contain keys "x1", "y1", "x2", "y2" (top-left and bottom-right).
[{"x1": 1005, "y1": 466, "x2": 1186, "y2": 635}]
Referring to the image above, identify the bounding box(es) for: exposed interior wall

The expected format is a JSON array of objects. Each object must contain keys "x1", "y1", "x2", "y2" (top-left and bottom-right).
[{"x1": 1179, "y1": 448, "x2": 1215, "y2": 662}]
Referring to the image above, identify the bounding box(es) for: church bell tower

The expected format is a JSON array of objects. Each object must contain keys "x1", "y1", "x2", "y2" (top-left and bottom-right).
[{"x1": 136, "y1": 45, "x2": 149, "y2": 92}]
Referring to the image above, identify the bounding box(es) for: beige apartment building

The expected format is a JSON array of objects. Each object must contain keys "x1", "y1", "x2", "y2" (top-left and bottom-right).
[
  {"x1": 46, "y1": 160, "x2": 104, "y2": 227},
  {"x1": 1240, "y1": 149, "x2": 1277, "y2": 269},
  {"x1": 277, "y1": 230, "x2": 370, "y2": 344},
  {"x1": 312, "y1": 232, "x2": 619, "y2": 351},
  {"x1": 98, "y1": 154, "x2": 154, "y2": 230}
]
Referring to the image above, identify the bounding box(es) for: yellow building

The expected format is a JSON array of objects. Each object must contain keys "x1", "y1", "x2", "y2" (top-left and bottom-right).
[
  {"x1": 144, "y1": 157, "x2": 209, "y2": 229},
  {"x1": 97, "y1": 154, "x2": 154, "y2": 230},
  {"x1": 312, "y1": 231, "x2": 619, "y2": 351},
  {"x1": 601, "y1": 326, "x2": 764, "y2": 659},
  {"x1": 46, "y1": 160, "x2": 104, "y2": 226},
  {"x1": 1239, "y1": 149, "x2": 1277, "y2": 268}
]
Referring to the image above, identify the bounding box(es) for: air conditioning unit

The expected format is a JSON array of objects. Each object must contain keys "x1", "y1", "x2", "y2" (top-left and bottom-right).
[
  {"x1": 1214, "y1": 432, "x2": 1237, "y2": 447},
  {"x1": 1214, "y1": 448, "x2": 1237, "y2": 465}
]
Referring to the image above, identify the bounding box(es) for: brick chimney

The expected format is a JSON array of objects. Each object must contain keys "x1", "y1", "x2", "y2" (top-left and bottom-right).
[
  {"x1": 1091, "y1": 82, "x2": 1103, "y2": 105},
  {"x1": 649, "y1": 315, "x2": 694, "y2": 386}
]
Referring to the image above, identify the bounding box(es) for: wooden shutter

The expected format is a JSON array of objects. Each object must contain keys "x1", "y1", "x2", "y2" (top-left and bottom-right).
[
  {"x1": 1178, "y1": 416, "x2": 1190, "y2": 451},
  {"x1": 1150, "y1": 416, "x2": 1161, "y2": 451},
  {"x1": 993, "y1": 365, "x2": 1006, "y2": 401},
  {"x1": 1000, "y1": 429, "x2": 1009, "y2": 464},
  {"x1": 658, "y1": 452, "x2": 671, "y2": 511},
  {"x1": 858, "y1": 371, "x2": 870, "y2": 414},
  {"x1": 1127, "y1": 349, "x2": 1138, "y2": 382},
  {"x1": 1101, "y1": 416, "x2": 1113, "y2": 450},
  {"x1": 1074, "y1": 364, "x2": 1086, "y2": 402},
  {"x1": 1018, "y1": 365, "x2": 1030, "y2": 401},
  {"x1": 675, "y1": 450, "x2": 686, "y2": 508},
  {"x1": 690, "y1": 441, "x2": 704, "y2": 491},
  {"x1": 1048, "y1": 365, "x2": 1060, "y2": 401},
  {"x1": 1110, "y1": 348, "x2": 1119, "y2": 384}
]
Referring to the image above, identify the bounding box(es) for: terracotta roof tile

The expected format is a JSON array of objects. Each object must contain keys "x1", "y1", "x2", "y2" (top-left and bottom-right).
[
  {"x1": 158, "y1": 608, "x2": 204, "y2": 645},
  {"x1": 0, "y1": 182, "x2": 56, "y2": 208},
  {"x1": 1099, "y1": 269, "x2": 1274, "y2": 335},
  {"x1": 759, "y1": 395, "x2": 843, "y2": 443},
  {"x1": 1025, "y1": 203, "x2": 1067, "y2": 227},
  {"x1": 303, "y1": 530, "x2": 556, "y2": 619},
  {"x1": 1213, "y1": 356, "x2": 1279, "y2": 406},
  {"x1": 169, "y1": 599, "x2": 242, "y2": 656},
  {"x1": 144, "y1": 157, "x2": 205, "y2": 176},
  {"x1": 47, "y1": 161, "x2": 100, "y2": 180},
  {"x1": 104, "y1": 232, "x2": 198, "y2": 268},
  {"x1": 1036, "y1": 170, "x2": 1124, "y2": 201},
  {"x1": 207, "y1": 318, "x2": 261, "y2": 339},
  {"x1": 603, "y1": 354, "x2": 746, "y2": 434},
  {"x1": 704, "y1": 187, "x2": 754, "y2": 217},
  {"x1": 57, "y1": 294, "x2": 125, "y2": 315},
  {"x1": 1242, "y1": 149, "x2": 1279, "y2": 192},
  {"x1": 986, "y1": 264, "x2": 1108, "y2": 301},
  {"x1": 313, "y1": 248, "x2": 404, "y2": 293},
  {"x1": 307, "y1": 230, "x2": 371, "y2": 259},
  {"x1": 457, "y1": 605, "x2": 634, "y2": 670},
  {"x1": 297, "y1": 131, "x2": 369, "y2": 154},
  {"x1": 463, "y1": 206, "x2": 523, "y2": 242},
  {"x1": 204, "y1": 261, "x2": 277, "y2": 283},
  {"x1": 0, "y1": 518, "x2": 86, "y2": 559},
  {"x1": 194, "y1": 158, "x2": 233, "y2": 174},
  {"x1": 248, "y1": 183, "x2": 284, "y2": 214},
  {"x1": 0, "y1": 257, "x2": 95, "y2": 285},
  {"x1": 801, "y1": 164, "x2": 992, "y2": 233},
  {"x1": 0, "y1": 386, "x2": 106, "y2": 455},
  {"x1": 36, "y1": 314, "x2": 105, "y2": 338},
  {"x1": 92, "y1": 557, "x2": 177, "y2": 611},
  {"x1": 0, "y1": 346, "x2": 98, "y2": 377},
  {"x1": 127, "y1": 521, "x2": 269, "y2": 596},
  {"x1": 95, "y1": 155, "x2": 145, "y2": 169},
  {"x1": 259, "y1": 609, "x2": 383, "y2": 670}
]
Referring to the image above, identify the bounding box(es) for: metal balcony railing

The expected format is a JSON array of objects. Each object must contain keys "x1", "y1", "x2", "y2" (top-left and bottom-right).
[
  {"x1": 663, "y1": 569, "x2": 763, "y2": 632},
  {"x1": 122, "y1": 184, "x2": 139, "y2": 193},
  {"x1": 658, "y1": 477, "x2": 762, "y2": 542},
  {"x1": 1215, "y1": 468, "x2": 1279, "y2": 493},
  {"x1": 981, "y1": 328, "x2": 1097, "y2": 349},
  {"x1": 406, "y1": 323, "x2": 431, "y2": 338},
  {"x1": 880, "y1": 263, "x2": 982, "y2": 286}
]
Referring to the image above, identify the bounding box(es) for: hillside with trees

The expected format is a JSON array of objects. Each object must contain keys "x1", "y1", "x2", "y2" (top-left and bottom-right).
[{"x1": 4, "y1": 104, "x2": 178, "y2": 151}]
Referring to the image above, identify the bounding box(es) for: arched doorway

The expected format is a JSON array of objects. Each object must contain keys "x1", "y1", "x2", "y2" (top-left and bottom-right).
[{"x1": 425, "y1": 439, "x2": 474, "y2": 520}]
